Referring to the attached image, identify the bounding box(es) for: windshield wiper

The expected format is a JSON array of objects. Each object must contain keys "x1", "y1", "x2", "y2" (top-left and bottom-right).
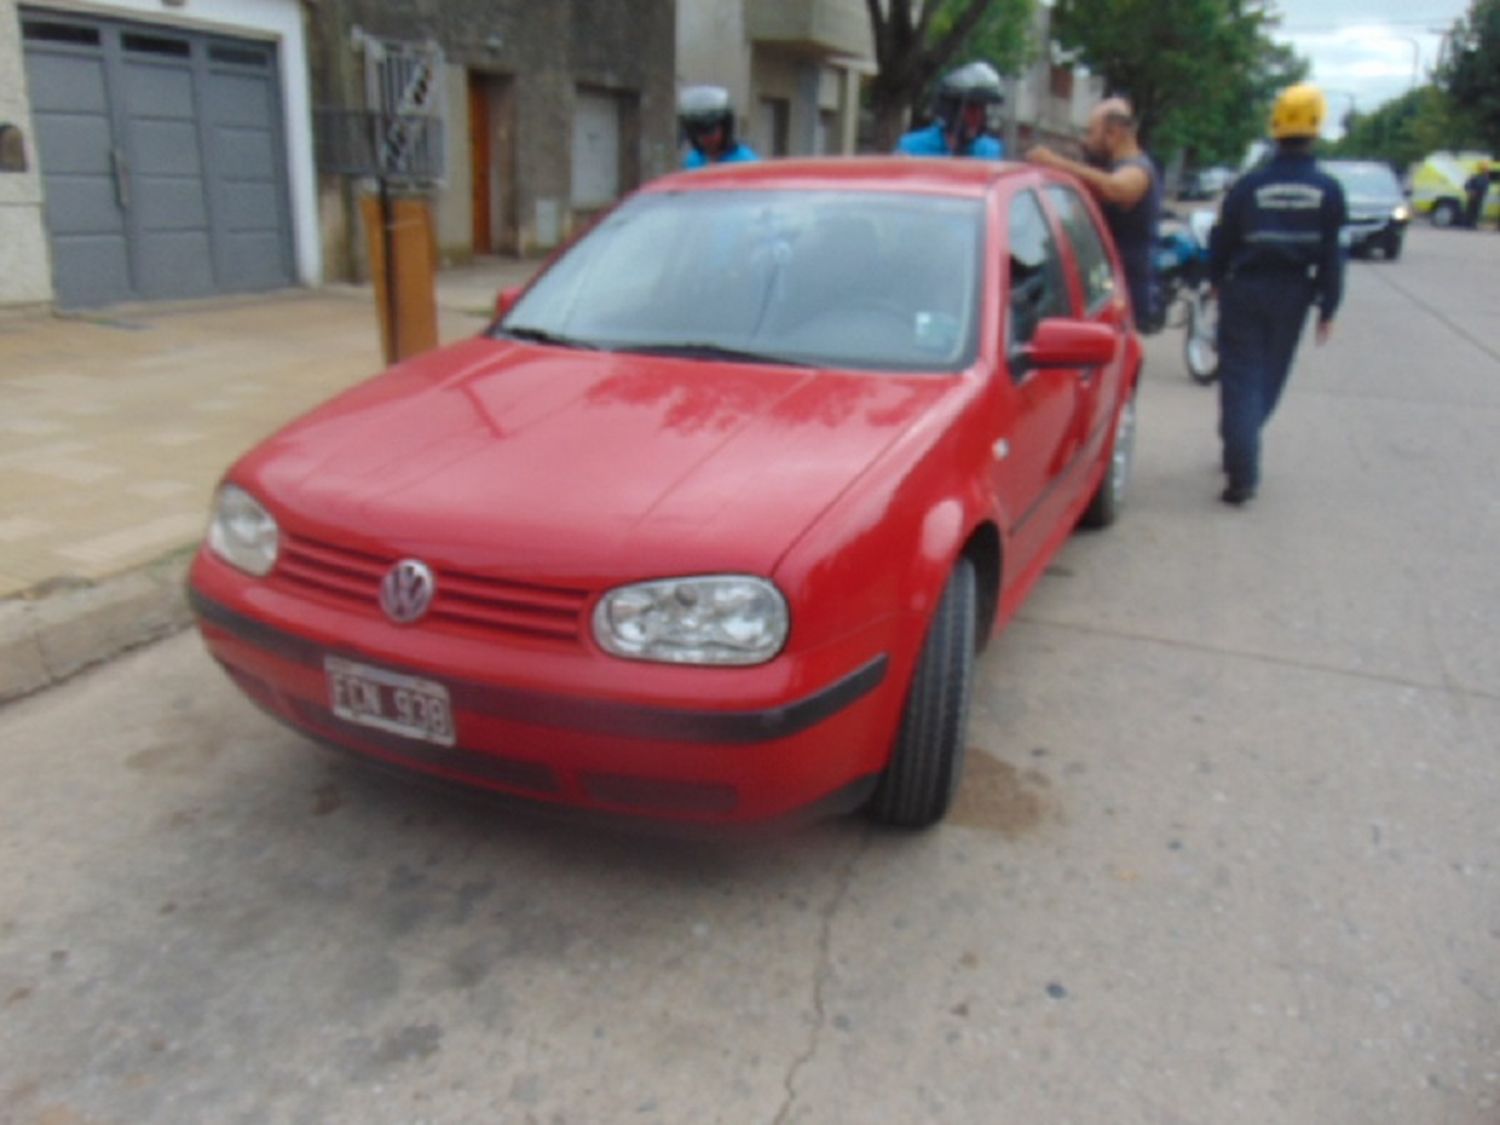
[
  {"x1": 614, "y1": 342, "x2": 810, "y2": 367},
  {"x1": 500, "y1": 325, "x2": 601, "y2": 351}
]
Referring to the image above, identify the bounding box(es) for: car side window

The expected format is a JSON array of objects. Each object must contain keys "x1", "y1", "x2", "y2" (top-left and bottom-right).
[
  {"x1": 1006, "y1": 190, "x2": 1072, "y2": 354},
  {"x1": 1044, "y1": 184, "x2": 1116, "y2": 312}
]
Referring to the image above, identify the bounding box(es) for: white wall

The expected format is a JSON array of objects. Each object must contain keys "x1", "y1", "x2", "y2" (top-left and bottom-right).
[
  {"x1": 25, "y1": 0, "x2": 322, "y2": 285},
  {"x1": 0, "y1": 0, "x2": 54, "y2": 306},
  {"x1": 436, "y1": 64, "x2": 472, "y2": 260}
]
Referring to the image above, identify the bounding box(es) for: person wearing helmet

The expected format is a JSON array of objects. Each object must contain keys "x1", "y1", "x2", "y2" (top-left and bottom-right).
[
  {"x1": 679, "y1": 86, "x2": 758, "y2": 169},
  {"x1": 895, "y1": 62, "x2": 1005, "y2": 158},
  {"x1": 1026, "y1": 97, "x2": 1161, "y2": 331},
  {"x1": 1207, "y1": 83, "x2": 1347, "y2": 506}
]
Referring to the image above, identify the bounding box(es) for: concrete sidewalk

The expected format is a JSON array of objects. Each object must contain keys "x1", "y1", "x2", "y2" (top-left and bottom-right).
[{"x1": 0, "y1": 257, "x2": 537, "y2": 701}]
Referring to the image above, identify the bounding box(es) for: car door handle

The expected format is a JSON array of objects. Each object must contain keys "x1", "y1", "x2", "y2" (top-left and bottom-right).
[{"x1": 110, "y1": 147, "x2": 130, "y2": 210}]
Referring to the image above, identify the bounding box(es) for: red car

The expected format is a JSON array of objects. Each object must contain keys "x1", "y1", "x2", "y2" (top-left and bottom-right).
[{"x1": 190, "y1": 158, "x2": 1142, "y2": 829}]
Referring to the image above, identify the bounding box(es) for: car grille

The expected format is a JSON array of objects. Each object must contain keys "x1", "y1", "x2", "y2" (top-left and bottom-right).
[{"x1": 275, "y1": 532, "x2": 590, "y2": 645}]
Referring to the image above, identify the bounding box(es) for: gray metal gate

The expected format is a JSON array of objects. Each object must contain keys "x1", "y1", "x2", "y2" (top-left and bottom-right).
[{"x1": 21, "y1": 9, "x2": 295, "y2": 308}]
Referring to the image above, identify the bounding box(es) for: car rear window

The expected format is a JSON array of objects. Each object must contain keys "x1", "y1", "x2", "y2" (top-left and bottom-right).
[{"x1": 499, "y1": 189, "x2": 986, "y2": 372}]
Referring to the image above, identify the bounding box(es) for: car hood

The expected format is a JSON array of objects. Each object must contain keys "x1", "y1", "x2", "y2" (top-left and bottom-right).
[{"x1": 237, "y1": 337, "x2": 958, "y2": 583}]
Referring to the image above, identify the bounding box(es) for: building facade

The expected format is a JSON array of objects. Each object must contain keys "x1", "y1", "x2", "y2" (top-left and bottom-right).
[
  {"x1": 310, "y1": 0, "x2": 678, "y2": 274},
  {"x1": 1006, "y1": 5, "x2": 1105, "y2": 153},
  {"x1": 677, "y1": 0, "x2": 873, "y2": 161},
  {"x1": 1, "y1": 0, "x2": 51, "y2": 308},
  {"x1": 5, "y1": 0, "x2": 318, "y2": 310}
]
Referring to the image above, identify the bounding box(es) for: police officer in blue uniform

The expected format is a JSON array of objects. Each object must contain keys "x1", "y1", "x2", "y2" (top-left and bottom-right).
[
  {"x1": 895, "y1": 62, "x2": 1005, "y2": 159},
  {"x1": 1208, "y1": 83, "x2": 1347, "y2": 506},
  {"x1": 679, "y1": 86, "x2": 758, "y2": 169}
]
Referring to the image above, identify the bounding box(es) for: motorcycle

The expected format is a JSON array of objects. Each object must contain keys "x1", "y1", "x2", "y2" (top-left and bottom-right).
[{"x1": 1152, "y1": 209, "x2": 1219, "y2": 385}]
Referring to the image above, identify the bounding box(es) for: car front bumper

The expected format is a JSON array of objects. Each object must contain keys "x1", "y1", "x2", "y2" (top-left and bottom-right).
[
  {"x1": 1345, "y1": 215, "x2": 1406, "y2": 250},
  {"x1": 189, "y1": 552, "x2": 904, "y2": 825}
]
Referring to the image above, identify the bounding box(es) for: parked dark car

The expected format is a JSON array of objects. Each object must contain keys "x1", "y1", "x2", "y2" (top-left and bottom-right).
[{"x1": 1324, "y1": 160, "x2": 1410, "y2": 260}]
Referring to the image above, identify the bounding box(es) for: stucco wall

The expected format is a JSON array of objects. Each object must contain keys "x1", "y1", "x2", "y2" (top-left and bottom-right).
[
  {"x1": 0, "y1": 0, "x2": 55, "y2": 307},
  {"x1": 321, "y1": 0, "x2": 676, "y2": 259},
  {"x1": 436, "y1": 64, "x2": 472, "y2": 260},
  {"x1": 676, "y1": 0, "x2": 752, "y2": 148}
]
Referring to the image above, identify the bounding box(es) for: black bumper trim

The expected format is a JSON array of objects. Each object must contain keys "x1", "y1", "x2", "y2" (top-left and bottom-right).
[{"x1": 190, "y1": 588, "x2": 889, "y2": 745}]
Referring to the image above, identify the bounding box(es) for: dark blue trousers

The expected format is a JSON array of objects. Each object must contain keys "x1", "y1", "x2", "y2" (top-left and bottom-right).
[{"x1": 1217, "y1": 273, "x2": 1314, "y2": 492}]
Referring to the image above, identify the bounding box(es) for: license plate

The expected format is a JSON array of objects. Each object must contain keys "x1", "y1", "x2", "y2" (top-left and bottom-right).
[{"x1": 325, "y1": 656, "x2": 455, "y2": 747}]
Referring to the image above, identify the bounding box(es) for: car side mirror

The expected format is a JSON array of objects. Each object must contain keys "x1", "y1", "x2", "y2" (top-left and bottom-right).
[
  {"x1": 1012, "y1": 318, "x2": 1117, "y2": 374},
  {"x1": 494, "y1": 285, "x2": 523, "y2": 320}
]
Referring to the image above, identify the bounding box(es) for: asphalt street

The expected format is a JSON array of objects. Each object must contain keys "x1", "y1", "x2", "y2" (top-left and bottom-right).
[{"x1": 1, "y1": 225, "x2": 1497, "y2": 1124}]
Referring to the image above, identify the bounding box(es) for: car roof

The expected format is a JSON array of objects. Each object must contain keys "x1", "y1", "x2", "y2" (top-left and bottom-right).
[{"x1": 642, "y1": 156, "x2": 1036, "y2": 199}]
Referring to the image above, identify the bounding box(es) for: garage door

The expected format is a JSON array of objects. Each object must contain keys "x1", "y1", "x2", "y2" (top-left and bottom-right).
[
  {"x1": 571, "y1": 89, "x2": 621, "y2": 209},
  {"x1": 21, "y1": 10, "x2": 294, "y2": 308}
]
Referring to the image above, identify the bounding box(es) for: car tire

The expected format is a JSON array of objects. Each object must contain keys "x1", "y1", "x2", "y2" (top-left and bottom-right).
[
  {"x1": 1432, "y1": 199, "x2": 1460, "y2": 229},
  {"x1": 865, "y1": 558, "x2": 977, "y2": 830},
  {"x1": 1080, "y1": 390, "x2": 1137, "y2": 529},
  {"x1": 1385, "y1": 233, "x2": 1403, "y2": 261}
]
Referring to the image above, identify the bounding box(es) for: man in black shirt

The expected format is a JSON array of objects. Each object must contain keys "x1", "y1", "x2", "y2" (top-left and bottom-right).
[
  {"x1": 1027, "y1": 98, "x2": 1161, "y2": 332},
  {"x1": 1208, "y1": 83, "x2": 1347, "y2": 506}
]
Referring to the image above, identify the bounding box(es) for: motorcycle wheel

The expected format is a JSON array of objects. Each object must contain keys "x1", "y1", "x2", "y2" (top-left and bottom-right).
[
  {"x1": 1165, "y1": 291, "x2": 1191, "y2": 330},
  {"x1": 1184, "y1": 290, "x2": 1219, "y2": 385}
]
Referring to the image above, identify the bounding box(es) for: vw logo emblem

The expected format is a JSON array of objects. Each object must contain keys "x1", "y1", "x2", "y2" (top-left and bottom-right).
[{"x1": 380, "y1": 559, "x2": 435, "y2": 624}]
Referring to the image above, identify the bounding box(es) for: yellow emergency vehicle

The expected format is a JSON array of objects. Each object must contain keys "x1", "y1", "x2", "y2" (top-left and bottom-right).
[{"x1": 1411, "y1": 151, "x2": 1499, "y2": 227}]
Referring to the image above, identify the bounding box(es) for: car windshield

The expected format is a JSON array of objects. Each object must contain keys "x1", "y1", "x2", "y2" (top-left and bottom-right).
[
  {"x1": 1328, "y1": 163, "x2": 1401, "y2": 200},
  {"x1": 497, "y1": 189, "x2": 985, "y2": 372}
]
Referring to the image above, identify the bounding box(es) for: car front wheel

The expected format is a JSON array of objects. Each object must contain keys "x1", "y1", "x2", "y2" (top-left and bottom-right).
[
  {"x1": 865, "y1": 558, "x2": 977, "y2": 829},
  {"x1": 1431, "y1": 199, "x2": 1460, "y2": 228}
]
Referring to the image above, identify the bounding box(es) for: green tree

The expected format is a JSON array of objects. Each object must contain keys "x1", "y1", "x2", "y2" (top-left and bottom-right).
[
  {"x1": 1329, "y1": 86, "x2": 1473, "y2": 170},
  {"x1": 1438, "y1": 0, "x2": 1500, "y2": 152},
  {"x1": 1051, "y1": 0, "x2": 1306, "y2": 164},
  {"x1": 864, "y1": 0, "x2": 1035, "y2": 152}
]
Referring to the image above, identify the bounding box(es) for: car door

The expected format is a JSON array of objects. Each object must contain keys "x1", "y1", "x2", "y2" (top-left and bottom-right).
[
  {"x1": 990, "y1": 186, "x2": 1083, "y2": 580},
  {"x1": 1042, "y1": 183, "x2": 1130, "y2": 464}
]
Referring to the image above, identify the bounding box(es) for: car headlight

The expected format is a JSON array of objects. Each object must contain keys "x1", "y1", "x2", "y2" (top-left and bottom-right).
[
  {"x1": 207, "y1": 484, "x2": 279, "y2": 577},
  {"x1": 1393, "y1": 204, "x2": 1411, "y2": 223},
  {"x1": 593, "y1": 576, "x2": 789, "y2": 665}
]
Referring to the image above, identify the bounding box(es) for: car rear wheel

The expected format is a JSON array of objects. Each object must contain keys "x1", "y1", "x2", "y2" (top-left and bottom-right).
[
  {"x1": 1080, "y1": 390, "x2": 1137, "y2": 528},
  {"x1": 865, "y1": 558, "x2": 977, "y2": 830},
  {"x1": 1431, "y1": 199, "x2": 1460, "y2": 229}
]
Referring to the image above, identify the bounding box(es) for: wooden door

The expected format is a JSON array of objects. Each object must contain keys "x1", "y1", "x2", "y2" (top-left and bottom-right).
[{"x1": 469, "y1": 74, "x2": 491, "y2": 253}]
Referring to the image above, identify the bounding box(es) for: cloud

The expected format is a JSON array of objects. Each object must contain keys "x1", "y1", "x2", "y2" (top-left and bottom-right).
[{"x1": 1268, "y1": 23, "x2": 1441, "y2": 137}]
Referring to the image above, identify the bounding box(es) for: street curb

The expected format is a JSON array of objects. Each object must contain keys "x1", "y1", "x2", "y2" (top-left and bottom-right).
[{"x1": 0, "y1": 548, "x2": 197, "y2": 706}]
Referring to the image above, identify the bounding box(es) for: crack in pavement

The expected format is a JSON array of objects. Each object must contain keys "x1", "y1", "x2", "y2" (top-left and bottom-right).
[
  {"x1": 1014, "y1": 613, "x2": 1500, "y2": 704},
  {"x1": 773, "y1": 826, "x2": 873, "y2": 1125}
]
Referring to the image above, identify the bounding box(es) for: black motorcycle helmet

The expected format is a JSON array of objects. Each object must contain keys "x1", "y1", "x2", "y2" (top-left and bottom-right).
[
  {"x1": 678, "y1": 85, "x2": 737, "y2": 158},
  {"x1": 933, "y1": 61, "x2": 1005, "y2": 147}
]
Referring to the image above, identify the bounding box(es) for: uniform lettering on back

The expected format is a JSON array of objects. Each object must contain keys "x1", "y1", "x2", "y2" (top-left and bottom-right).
[{"x1": 1255, "y1": 184, "x2": 1324, "y2": 210}]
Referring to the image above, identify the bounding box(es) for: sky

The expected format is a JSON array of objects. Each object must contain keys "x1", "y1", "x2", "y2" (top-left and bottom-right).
[{"x1": 1271, "y1": 0, "x2": 1472, "y2": 130}]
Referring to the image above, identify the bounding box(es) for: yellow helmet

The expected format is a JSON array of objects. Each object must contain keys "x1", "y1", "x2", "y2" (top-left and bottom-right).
[{"x1": 1269, "y1": 83, "x2": 1327, "y2": 140}]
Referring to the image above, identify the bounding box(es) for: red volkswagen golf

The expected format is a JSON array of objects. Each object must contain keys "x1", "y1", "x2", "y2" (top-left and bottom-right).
[{"x1": 190, "y1": 158, "x2": 1142, "y2": 829}]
